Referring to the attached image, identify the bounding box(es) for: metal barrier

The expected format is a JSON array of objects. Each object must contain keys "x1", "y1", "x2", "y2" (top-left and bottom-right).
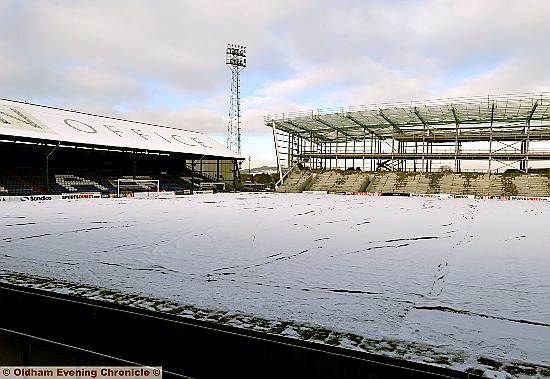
[{"x1": 0, "y1": 282, "x2": 481, "y2": 379}]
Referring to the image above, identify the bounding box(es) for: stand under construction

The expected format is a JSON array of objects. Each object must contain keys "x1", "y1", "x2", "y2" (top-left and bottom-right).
[{"x1": 266, "y1": 93, "x2": 550, "y2": 184}]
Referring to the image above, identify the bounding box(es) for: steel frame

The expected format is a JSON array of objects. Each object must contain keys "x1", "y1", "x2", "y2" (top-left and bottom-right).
[{"x1": 266, "y1": 93, "x2": 550, "y2": 182}]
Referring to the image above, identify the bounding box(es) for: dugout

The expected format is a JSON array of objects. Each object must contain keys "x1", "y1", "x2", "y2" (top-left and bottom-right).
[{"x1": 0, "y1": 99, "x2": 243, "y2": 195}]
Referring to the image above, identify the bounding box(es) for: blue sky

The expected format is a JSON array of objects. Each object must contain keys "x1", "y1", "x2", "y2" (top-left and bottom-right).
[{"x1": 2, "y1": 0, "x2": 550, "y2": 167}]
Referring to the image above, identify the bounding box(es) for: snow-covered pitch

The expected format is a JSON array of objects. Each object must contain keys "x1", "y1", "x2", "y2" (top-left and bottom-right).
[{"x1": 1, "y1": 193, "x2": 549, "y2": 378}]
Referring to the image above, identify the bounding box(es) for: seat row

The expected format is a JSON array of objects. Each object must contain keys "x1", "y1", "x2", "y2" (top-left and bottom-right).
[
  {"x1": 0, "y1": 169, "x2": 188, "y2": 196},
  {"x1": 276, "y1": 170, "x2": 550, "y2": 196}
]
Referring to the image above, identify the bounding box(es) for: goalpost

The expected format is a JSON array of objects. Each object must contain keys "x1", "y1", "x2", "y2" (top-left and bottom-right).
[{"x1": 117, "y1": 178, "x2": 160, "y2": 198}]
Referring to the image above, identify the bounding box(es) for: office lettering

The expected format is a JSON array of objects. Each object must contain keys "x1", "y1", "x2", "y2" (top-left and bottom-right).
[
  {"x1": 131, "y1": 128, "x2": 149, "y2": 140},
  {"x1": 104, "y1": 124, "x2": 124, "y2": 137},
  {"x1": 64, "y1": 119, "x2": 97, "y2": 133}
]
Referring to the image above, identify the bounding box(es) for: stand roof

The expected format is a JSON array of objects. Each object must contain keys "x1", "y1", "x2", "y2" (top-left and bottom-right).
[
  {"x1": 265, "y1": 93, "x2": 550, "y2": 143},
  {"x1": 1, "y1": 99, "x2": 241, "y2": 159}
]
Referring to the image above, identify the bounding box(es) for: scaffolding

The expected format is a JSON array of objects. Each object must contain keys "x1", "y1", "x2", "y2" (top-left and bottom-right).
[{"x1": 265, "y1": 93, "x2": 550, "y2": 184}]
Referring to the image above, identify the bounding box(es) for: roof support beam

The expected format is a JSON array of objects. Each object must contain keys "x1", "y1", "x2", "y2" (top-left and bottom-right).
[
  {"x1": 526, "y1": 101, "x2": 539, "y2": 125},
  {"x1": 451, "y1": 107, "x2": 460, "y2": 126},
  {"x1": 488, "y1": 102, "x2": 495, "y2": 173},
  {"x1": 313, "y1": 115, "x2": 352, "y2": 140},
  {"x1": 273, "y1": 121, "x2": 305, "y2": 136},
  {"x1": 285, "y1": 120, "x2": 329, "y2": 142},
  {"x1": 524, "y1": 101, "x2": 537, "y2": 174},
  {"x1": 451, "y1": 107, "x2": 460, "y2": 172},
  {"x1": 378, "y1": 111, "x2": 403, "y2": 134},
  {"x1": 413, "y1": 108, "x2": 431, "y2": 129},
  {"x1": 344, "y1": 113, "x2": 384, "y2": 139}
]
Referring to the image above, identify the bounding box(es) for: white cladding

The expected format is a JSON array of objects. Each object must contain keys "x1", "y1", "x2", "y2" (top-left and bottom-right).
[{"x1": 0, "y1": 99, "x2": 240, "y2": 159}]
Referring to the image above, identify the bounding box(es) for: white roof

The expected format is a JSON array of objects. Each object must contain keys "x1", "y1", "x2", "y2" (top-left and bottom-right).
[{"x1": 0, "y1": 99, "x2": 241, "y2": 159}]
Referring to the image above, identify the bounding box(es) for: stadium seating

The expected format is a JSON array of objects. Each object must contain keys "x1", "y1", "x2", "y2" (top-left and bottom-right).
[
  {"x1": 279, "y1": 169, "x2": 550, "y2": 197},
  {"x1": 510, "y1": 173, "x2": 550, "y2": 197},
  {"x1": 0, "y1": 167, "x2": 190, "y2": 196},
  {"x1": 54, "y1": 174, "x2": 111, "y2": 193},
  {"x1": 4, "y1": 163, "x2": 550, "y2": 197},
  {"x1": 0, "y1": 168, "x2": 42, "y2": 196},
  {"x1": 276, "y1": 170, "x2": 371, "y2": 193}
]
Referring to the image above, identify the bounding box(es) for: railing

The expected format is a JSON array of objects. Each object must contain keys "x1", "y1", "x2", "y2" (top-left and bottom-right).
[
  {"x1": 275, "y1": 161, "x2": 301, "y2": 188},
  {"x1": 265, "y1": 92, "x2": 550, "y2": 123},
  {"x1": 301, "y1": 149, "x2": 550, "y2": 156}
]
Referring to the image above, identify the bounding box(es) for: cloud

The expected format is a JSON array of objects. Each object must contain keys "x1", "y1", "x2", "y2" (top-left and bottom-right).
[
  {"x1": 441, "y1": 59, "x2": 550, "y2": 98},
  {"x1": 2, "y1": 0, "x2": 550, "y2": 166}
]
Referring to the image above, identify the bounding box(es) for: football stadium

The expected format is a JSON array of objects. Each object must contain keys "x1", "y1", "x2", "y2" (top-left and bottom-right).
[{"x1": 1, "y1": 93, "x2": 550, "y2": 378}]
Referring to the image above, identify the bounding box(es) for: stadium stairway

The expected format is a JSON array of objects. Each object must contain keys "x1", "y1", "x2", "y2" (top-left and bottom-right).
[
  {"x1": 276, "y1": 170, "x2": 315, "y2": 193},
  {"x1": 365, "y1": 173, "x2": 386, "y2": 192},
  {"x1": 296, "y1": 170, "x2": 369, "y2": 193},
  {"x1": 276, "y1": 170, "x2": 370, "y2": 193},
  {"x1": 307, "y1": 171, "x2": 338, "y2": 191},
  {"x1": 334, "y1": 172, "x2": 369, "y2": 192}
]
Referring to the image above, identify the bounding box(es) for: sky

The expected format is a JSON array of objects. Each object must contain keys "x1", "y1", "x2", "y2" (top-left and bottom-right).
[{"x1": 2, "y1": 0, "x2": 550, "y2": 167}]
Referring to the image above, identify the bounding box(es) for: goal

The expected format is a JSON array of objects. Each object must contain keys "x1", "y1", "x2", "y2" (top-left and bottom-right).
[{"x1": 116, "y1": 178, "x2": 160, "y2": 198}]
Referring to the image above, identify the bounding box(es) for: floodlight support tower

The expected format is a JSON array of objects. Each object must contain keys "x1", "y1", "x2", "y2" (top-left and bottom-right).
[{"x1": 226, "y1": 44, "x2": 246, "y2": 155}]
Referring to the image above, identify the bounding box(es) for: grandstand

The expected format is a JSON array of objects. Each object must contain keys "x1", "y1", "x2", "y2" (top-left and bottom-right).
[
  {"x1": 0, "y1": 99, "x2": 243, "y2": 197},
  {"x1": 267, "y1": 92, "x2": 550, "y2": 196},
  {"x1": 277, "y1": 169, "x2": 550, "y2": 196}
]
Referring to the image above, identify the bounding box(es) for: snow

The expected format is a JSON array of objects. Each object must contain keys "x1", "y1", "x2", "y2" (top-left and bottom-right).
[{"x1": 1, "y1": 193, "x2": 550, "y2": 377}]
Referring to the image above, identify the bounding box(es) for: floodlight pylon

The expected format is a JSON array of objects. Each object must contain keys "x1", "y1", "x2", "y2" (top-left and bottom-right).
[{"x1": 226, "y1": 43, "x2": 246, "y2": 155}]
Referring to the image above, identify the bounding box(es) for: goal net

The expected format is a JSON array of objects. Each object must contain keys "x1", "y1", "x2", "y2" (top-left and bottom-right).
[{"x1": 117, "y1": 178, "x2": 160, "y2": 198}]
